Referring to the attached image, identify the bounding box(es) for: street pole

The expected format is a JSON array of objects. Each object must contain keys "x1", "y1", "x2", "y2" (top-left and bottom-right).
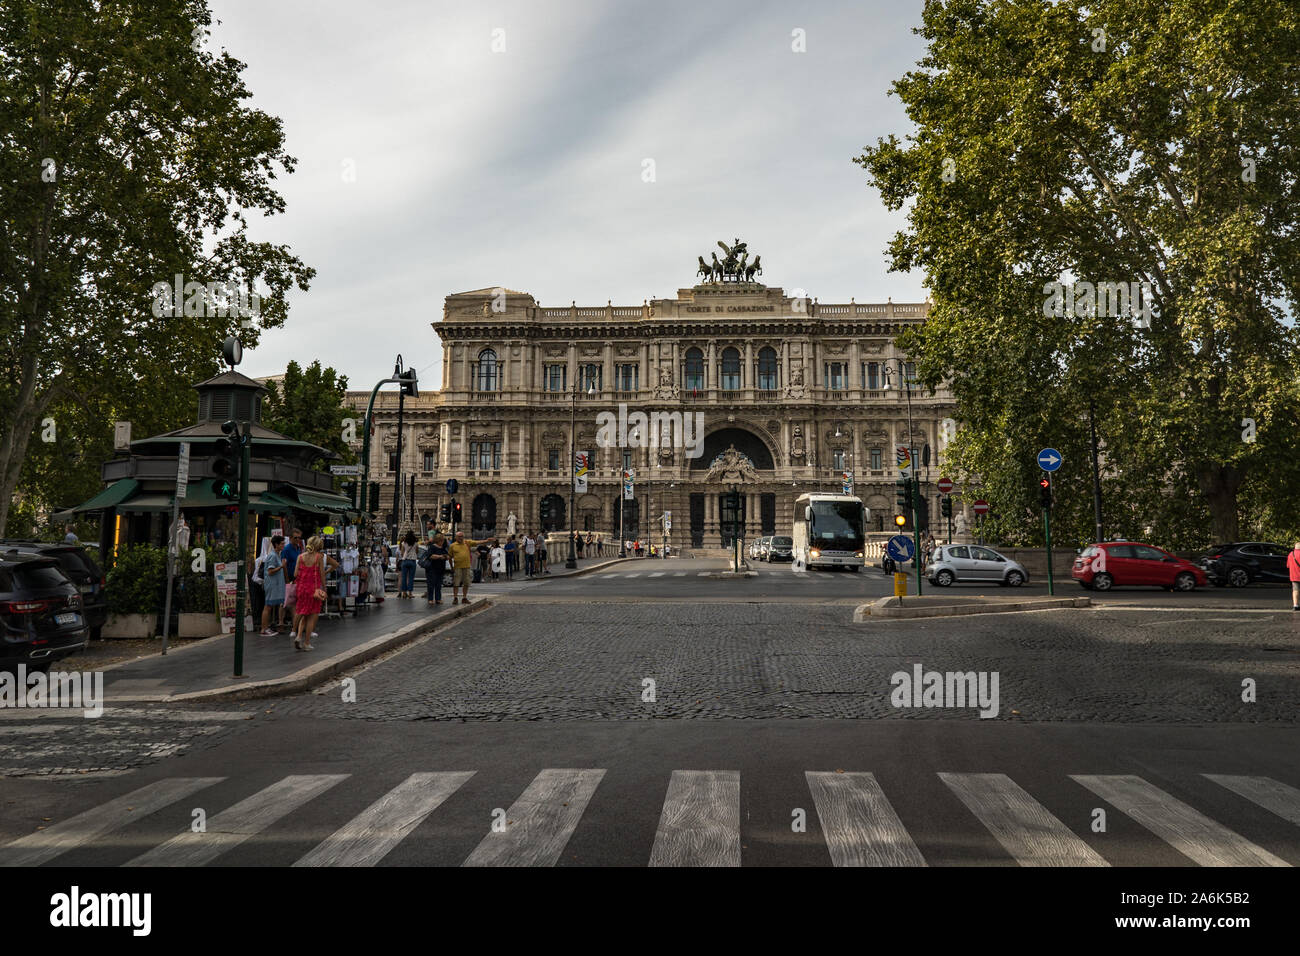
[
  {"x1": 566, "y1": 380, "x2": 577, "y2": 569},
  {"x1": 359, "y1": 372, "x2": 399, "y2": 515},
  {"x1": 1089, "y1": 400, "x2": 1104, "y2": 543},
  {"x1": 392, "y1": 381, "x2": 406, "y2": 544},
  {"x1": 233, "y1": 423, "x2": 250, "y2": 677},
  {"x1": 618, "y1": 472, "x2": 624, "y2": 558},
  {"x1": 1044, "y1": 474, "x2": 1055, "y2": 595}
]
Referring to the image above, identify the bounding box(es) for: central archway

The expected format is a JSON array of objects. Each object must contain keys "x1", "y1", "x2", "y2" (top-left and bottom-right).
[{"x1": 689, "y1": 426, "x2": 775, "y2": 471}]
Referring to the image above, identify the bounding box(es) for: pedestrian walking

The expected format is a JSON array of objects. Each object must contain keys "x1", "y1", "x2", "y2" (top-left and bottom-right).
[
  {"x1": 448, "y1": 531, "x2": 487, "y2": 604},
  {"x1": 1289, "y1": 541, "x2": 1300, "y2": 611},
  {"x1": 249, "y1": 549, "x2": 266, "y2": 626},
  {"x1": 423, "y1": 533, "x2": 449, "y2": 606},
  {"x1": 524, "y1": 531, "x2": 537, "y2": 577},
  {"x1": 575, "y1": 532, "x2": 584, "y2": 558},
  {"x1": 537, "y1": 534, "x2": 549, "y2": 573},
  {"x1": 505, "y1": 535, "x2": 518, "y2": 578},
  {"x1": 260, "y1": 534, "x2": 285, "y2": 635},
  {"x1": 398, "y1": 530, "x2": 419, "y2": 598},
  {"x1": 490, "y1": 540, "x2": 505, "y2": 580},
  {"x1": 282, "y1": 528, "x2": 303, "y2": 629},
  {"x1": 292, "y1": 536, "x2": 332, "y2": 651}
]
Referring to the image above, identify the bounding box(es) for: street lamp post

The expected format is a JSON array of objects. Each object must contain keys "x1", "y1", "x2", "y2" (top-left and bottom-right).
[
  {"x1": 882, "y1": 360, "x2": 922, "y2": 596},
  {"x1": 567, "y1": 375, "x2": 596, "y2": 569}
]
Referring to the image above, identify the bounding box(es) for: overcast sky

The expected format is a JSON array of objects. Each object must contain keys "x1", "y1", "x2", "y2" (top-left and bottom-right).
[{"x1": 210, "y1": 0, "x2": 929, "y2": 388}]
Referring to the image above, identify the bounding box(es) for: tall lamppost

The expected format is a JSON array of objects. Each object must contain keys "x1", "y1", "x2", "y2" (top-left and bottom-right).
[
  {"x1": 882, "y1": 359, "x2": 922, "y2": 596},
  {"x1": 567, "y1": 372, "x2": 596, "y2": 569},
  {"x1": 835, "y1": 423, "x2": 856, "y2": 493}
]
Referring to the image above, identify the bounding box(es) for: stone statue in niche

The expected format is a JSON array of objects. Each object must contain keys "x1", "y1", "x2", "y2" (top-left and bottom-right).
[
  {"x1": 790, "y1": 425, "x2": 806, "y2": 462},
  {"x1": 507, "y1": 512, "x2": 517, "y2": 535}
]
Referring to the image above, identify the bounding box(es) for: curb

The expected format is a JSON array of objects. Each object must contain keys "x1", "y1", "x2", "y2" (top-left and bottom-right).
[
  {"x1": 106, "y1": 599, "x2": 492, "y2": 704},
  {"x1": 855, "y1": 596, "x2": 1091, "y2": 621}
]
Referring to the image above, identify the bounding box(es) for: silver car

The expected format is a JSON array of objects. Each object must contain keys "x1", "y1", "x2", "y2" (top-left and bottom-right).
[{"x1": 927, "y1": 544, "x2": 1028, "y2": 587}]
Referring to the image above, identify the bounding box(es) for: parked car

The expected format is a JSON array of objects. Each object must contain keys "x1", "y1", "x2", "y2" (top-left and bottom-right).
[
  {"x1": 0, "y1": 553, "x2": 89, "y2": 672},
  {"x1": 756, "y1": 536, "x2": 772, "y2": 560},
  {"x1": 927, "y1": 544, "x2": 1028, "y2": 587},
  {"x1": 1072, "y1": 541, "x2": 1207, "y2": 591},
  {"x1": 1198, "y1": 542, "x2": 1290, "y2": 588},
  {"x1": 766, "y1": 535, "x2": 794, "y2": 562},
  {"x1": 0, "y1": 541, "x2": 107, "y2": 639}
]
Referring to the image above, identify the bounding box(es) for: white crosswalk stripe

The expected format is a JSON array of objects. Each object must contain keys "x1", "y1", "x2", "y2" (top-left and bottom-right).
[
  {"x1": 649, "y1": 770, "x2": 741, "y2": 867},
  {"x1": 648, "y1": 572, "x2": 665, "y2": 578},
  {"x1": 1072, "y1": 774, "x2": 1290, "y2": 867},
  {"x1": 1204, "y1": 774, "x2": 1300, "y2": 827},
  {"x1": 807, "y1": 771, "x2": 926, "y2": 866},
  {"x1": 123, "y1": 774, "x2": 347, "y2": 867},
  {"x1": 0, "y1": 777, "x2": 224, "y2": 867},
  {"x1": 9, "y1": 769, "x2": 1297, "y2": 867},
  {"x1": 462, "y1": 768, "x2": 605, "y2": 867},
  {"x1": 673, "y1": 572, "x2": 686, "y2": 577},
  {"x1": 941, "y1": 773, "x2": 1108, "y2": 866},
  {"x1": 294, "y1": 772, "x2": 475, "y2": 867}
]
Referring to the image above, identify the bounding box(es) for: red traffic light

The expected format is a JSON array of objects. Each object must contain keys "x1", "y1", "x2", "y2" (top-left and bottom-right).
[{"x1": 1038, "y1": 477, "x2": 1050, "y2": 490}]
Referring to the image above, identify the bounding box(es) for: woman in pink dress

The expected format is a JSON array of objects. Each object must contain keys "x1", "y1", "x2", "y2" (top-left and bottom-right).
[{"x1": 292, "y1": 536, "x2": 329, "y2": 650}]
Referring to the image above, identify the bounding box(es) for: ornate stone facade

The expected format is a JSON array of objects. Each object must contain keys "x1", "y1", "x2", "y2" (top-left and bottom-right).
[{"x1": 348, "y1": 272, "x2": 959, "y2": 548}]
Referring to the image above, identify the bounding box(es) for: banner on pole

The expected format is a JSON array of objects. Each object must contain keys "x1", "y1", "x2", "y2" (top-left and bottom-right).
[
  {"x1": 575, "y1": 451, "x2": 589, "y2": 493},
  {"x1": 622, "y1": 469, "x2": 634, "y2": 500}
]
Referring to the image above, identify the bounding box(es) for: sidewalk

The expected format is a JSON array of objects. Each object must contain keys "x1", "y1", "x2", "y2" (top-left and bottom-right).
[{"x1": 96, "y1": 554, "x2": 628, "y2": 704}]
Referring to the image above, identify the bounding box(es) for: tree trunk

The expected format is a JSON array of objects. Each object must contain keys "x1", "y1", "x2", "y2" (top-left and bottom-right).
[{"x1": 1197, "y1": 465, "x2": 1242, "y2": 544}]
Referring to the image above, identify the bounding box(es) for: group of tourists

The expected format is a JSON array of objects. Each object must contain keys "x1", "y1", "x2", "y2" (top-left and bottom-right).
[{"x1": 248, "y1": 528, "x2": 333, "y2": 652}]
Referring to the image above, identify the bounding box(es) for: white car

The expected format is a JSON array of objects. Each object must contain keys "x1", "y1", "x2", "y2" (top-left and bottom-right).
[{"x1": 927, "y1": 544, "x2": 1028, "y2": 587}]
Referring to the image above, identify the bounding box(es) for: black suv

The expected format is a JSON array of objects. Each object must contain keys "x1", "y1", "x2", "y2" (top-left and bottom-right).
[
  {"x1": 1199, "y1": 542, "x2": 1291, "y2": 588},
  {"x1": 0, "y1": 553, "x2": 88, "y2": 672},
  {"x1": 0, "y1": 542, "x2": 108, "y2": 638}
]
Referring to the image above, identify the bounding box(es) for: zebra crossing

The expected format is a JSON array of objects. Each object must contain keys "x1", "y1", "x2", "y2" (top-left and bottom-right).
[{"x1": 2, "y1": 768, "x2": 1295, "y2": 867}]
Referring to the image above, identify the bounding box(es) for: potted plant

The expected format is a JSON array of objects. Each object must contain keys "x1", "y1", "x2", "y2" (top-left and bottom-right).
[
  {"x1": 173, "y1": 567, "x2": 220, "y2": 637},
  {"x1": 103, "y1": 544, "x2": 165, "y2": 638}
]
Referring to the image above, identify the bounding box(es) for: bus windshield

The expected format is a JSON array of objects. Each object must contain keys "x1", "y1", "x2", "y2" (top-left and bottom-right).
[{"x1": 810, "y1": 501, "x2": 863, "y2": 550}]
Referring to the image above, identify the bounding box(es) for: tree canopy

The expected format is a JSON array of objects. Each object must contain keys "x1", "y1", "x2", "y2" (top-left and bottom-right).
[{"x1": 856, "y1": 0, "x2": 1300, "y2": 548}]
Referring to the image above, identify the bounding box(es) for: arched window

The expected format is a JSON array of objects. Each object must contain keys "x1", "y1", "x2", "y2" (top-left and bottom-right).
[
  {"x1": 476, "y1": 349, "x2": 498, "y2": 391},
  {"x1": 471, "y1": 493, "x2": 496, "y2": 537},
  {"x1": 720, "y1": 347, "x2": 741, "y2": 390},
  {"x1": 539, "y1": 494, "x2": 566, "y2": 532},
  {"x1": 683, "y1": 348, "x2": 704, "y2": 392},
  {"x1": 757, "y1": 346, "x2": 778, "y2": 390}
]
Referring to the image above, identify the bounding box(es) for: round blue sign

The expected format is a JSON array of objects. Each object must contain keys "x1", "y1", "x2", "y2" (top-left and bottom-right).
[
  {"x1": 886, "y1": 534, "x2": 915, "y2": 562},
  {"x1": 1036, "y1": 447, "x2": 1063, "y2": 472},
  {"x1": 445, "y1": 479, "x2": 459, "y2": 494}
]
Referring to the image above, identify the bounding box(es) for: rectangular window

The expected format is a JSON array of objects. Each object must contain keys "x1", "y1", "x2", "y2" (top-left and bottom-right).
[
  {"x1": 548, "y1": 448, "x2": 560, "y2": 470},
  {"x1": 832, "y1": 449, "x2": 846, "y2": 470},
  {"x1": 623, "y1": 451, "x2": 633, "y2": 473},
  {"x1": 864, "y1": 362, "x2": 880, "y2": 390},
  {"x1": 870, "y1": 448, "x2": 882, "y2": 470},
  {"x1": 824, "y1": 362, "x2": 846, "y2": 390},
  {"x1": 423, "y1": 451, "x2": 436, "y2": 472},
  {"x1": 492, "y1": 442, "x2": 502, "y2": 470},
  {"x1": 905, "y1": 362, "x2": 917, "y2": 384},
  {"x1": 468, "y1": 442, "x2": 478, "y2": 470},
  {"x1": 544, "y1": 365, "x2": 567, "y2": 392},
  {"x1": 387, "y1": 451, "x2": 398, "y2": 472},
  {"x1": 616, "y1": 364, "x2": 639, "y2": 391}
]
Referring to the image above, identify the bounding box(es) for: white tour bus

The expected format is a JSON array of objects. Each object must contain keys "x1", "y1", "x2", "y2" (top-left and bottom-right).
[{"x1": 792, "y1": 493, "x2": 867, "y2": 571}]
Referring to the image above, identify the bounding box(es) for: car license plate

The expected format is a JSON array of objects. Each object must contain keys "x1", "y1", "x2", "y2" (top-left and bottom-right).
[{"x1": 55, "y1": 612, "x2": 79, "y2": 626}]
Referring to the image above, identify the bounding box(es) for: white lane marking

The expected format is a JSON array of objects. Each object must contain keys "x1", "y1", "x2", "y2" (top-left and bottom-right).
[
  {"x1": 673, "y1": 572, "x2": 687, "y2": 577},
  {"x1": 940, "y1": 773, "x2": 1109, "y2": 866},
  {"x1": 0, "y1": 777, "x2": 225, "y2": 867},
  {"x1": 1071, "y1": 774, "x2": 1290, "y2": 867},
  {"x1": 806, "y1": 771, "x2": 926, "y2": 867},
  {"x1": 1203, "y1": 775, "x2": 1300, "y2": 828},
  {"x1": 462, "y1": 769, "x2": 605, "y2": 867},
  {"x1": 124, "y1": 774, "x2": 348, "y2": 867},
  {"x1": 649, "y1": 770, "x2": 741, "y2": 867},
  {"x1": 295, "y1": 771, "x2": 475, "y2": 867},
  {"x1": 648, "y1": 572, "x2": 665, "y2": 578},
  {"x1": 0, "y1": 708, "x2": 253, "y2": 721}
]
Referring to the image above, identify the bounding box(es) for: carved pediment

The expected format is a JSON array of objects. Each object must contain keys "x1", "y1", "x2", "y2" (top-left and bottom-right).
[
  {"x1": 415, "y1": 425, "x2": 439, "y2": 448},
  {"x1": 468, "y1": 432, "x2": 500, "y2": 443},
  {"x1": 541, "y1": 427, "x2": 566, "y2": 446},
  {"x1": 616, "y1": 345, "x2": 639, "y2": 357},
  {"x1": 860, "y1": 340, "x2": 888, "y2": 355}
]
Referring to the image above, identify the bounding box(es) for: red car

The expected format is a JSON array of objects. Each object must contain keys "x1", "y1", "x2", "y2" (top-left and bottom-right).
[{"x1": 1071, "y1": 541, "x2": 1208, "y2": 592}]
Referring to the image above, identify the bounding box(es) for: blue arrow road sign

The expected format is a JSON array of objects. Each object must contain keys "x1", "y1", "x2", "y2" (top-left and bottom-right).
[
  {"x1": 886, "y1": 535, "x2": 915, "y2": 562},
  {"x1": 1037, "y1": 448, "x2": 1063, "y2": 472},
  {"x1": 445, "y1": 479, "x2": 459, "y2": 494}
]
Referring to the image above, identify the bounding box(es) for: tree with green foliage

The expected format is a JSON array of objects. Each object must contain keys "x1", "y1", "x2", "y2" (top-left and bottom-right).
[
  {"x1": 856, "y1": 0, "x2": 1300, "y2": 549},
  {"x1": 261, "y1": 361, "x2": 356, "y2": 463},
  {"x1": 0, "y1": 0, "x2": 314, "y2": 538}
]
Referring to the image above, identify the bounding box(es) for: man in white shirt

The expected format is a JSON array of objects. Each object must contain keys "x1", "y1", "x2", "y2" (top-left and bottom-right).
[{"x1": 524, "y1": 532, "x2": 537, "y2": 577}]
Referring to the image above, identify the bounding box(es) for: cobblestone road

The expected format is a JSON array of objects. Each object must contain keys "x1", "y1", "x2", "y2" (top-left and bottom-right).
[{"x1": 281, "y1": 603, "x2": 1300, "y2": 722}]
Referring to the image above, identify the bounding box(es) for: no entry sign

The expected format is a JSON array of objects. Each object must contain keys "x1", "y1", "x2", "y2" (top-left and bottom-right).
[
  {"x1": 972, "y1": 499, "x2": 990, "y2": 515},
  {"x1": 937, "y1": 477, "x2": 953, "y2": 494}
]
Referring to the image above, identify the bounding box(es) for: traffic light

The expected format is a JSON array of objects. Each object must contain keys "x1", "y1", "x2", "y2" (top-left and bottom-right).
[
  {"x1": 1039, "y1": 476, "x2": 1052, "y2": 508},
  {"x1": 398, "y1": 368, "x2": 418, "y2": 398},
  {"x1": 439, "y1": 502, "x2": 451, "y2": 523},
  {"x1": 894, "y1": 514, "x2": 907, "y2": 527},
  {"x1": 211, "y1": 419, "x2": 240, "y2": 500},
  {"x1": 895, "y1": 477, "x2": 911, "y2": 513},
  {"x1": 452, "y1": 501, "x2": 462, "y2": 523},
  {"x1": 916, "y1": 497, "x2": 930, "y2": 532},
  {"x1": 940, "y1": 496, "x2": 952, "y2": 518},
  {"x1": 341, "y1": 481, "x2": 356, "y2": 506}
]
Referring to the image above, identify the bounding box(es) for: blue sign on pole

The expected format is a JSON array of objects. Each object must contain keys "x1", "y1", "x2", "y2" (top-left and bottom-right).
[
  {"x1": 1037, "y1": 448, "x2": 1063, "y2": 472},
  {"x1": 886, "y1": 535, "x2": 915, "y2": 563},
  {"x1": 445, "y1": 478, "x2": 459, "y2": 494}
]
